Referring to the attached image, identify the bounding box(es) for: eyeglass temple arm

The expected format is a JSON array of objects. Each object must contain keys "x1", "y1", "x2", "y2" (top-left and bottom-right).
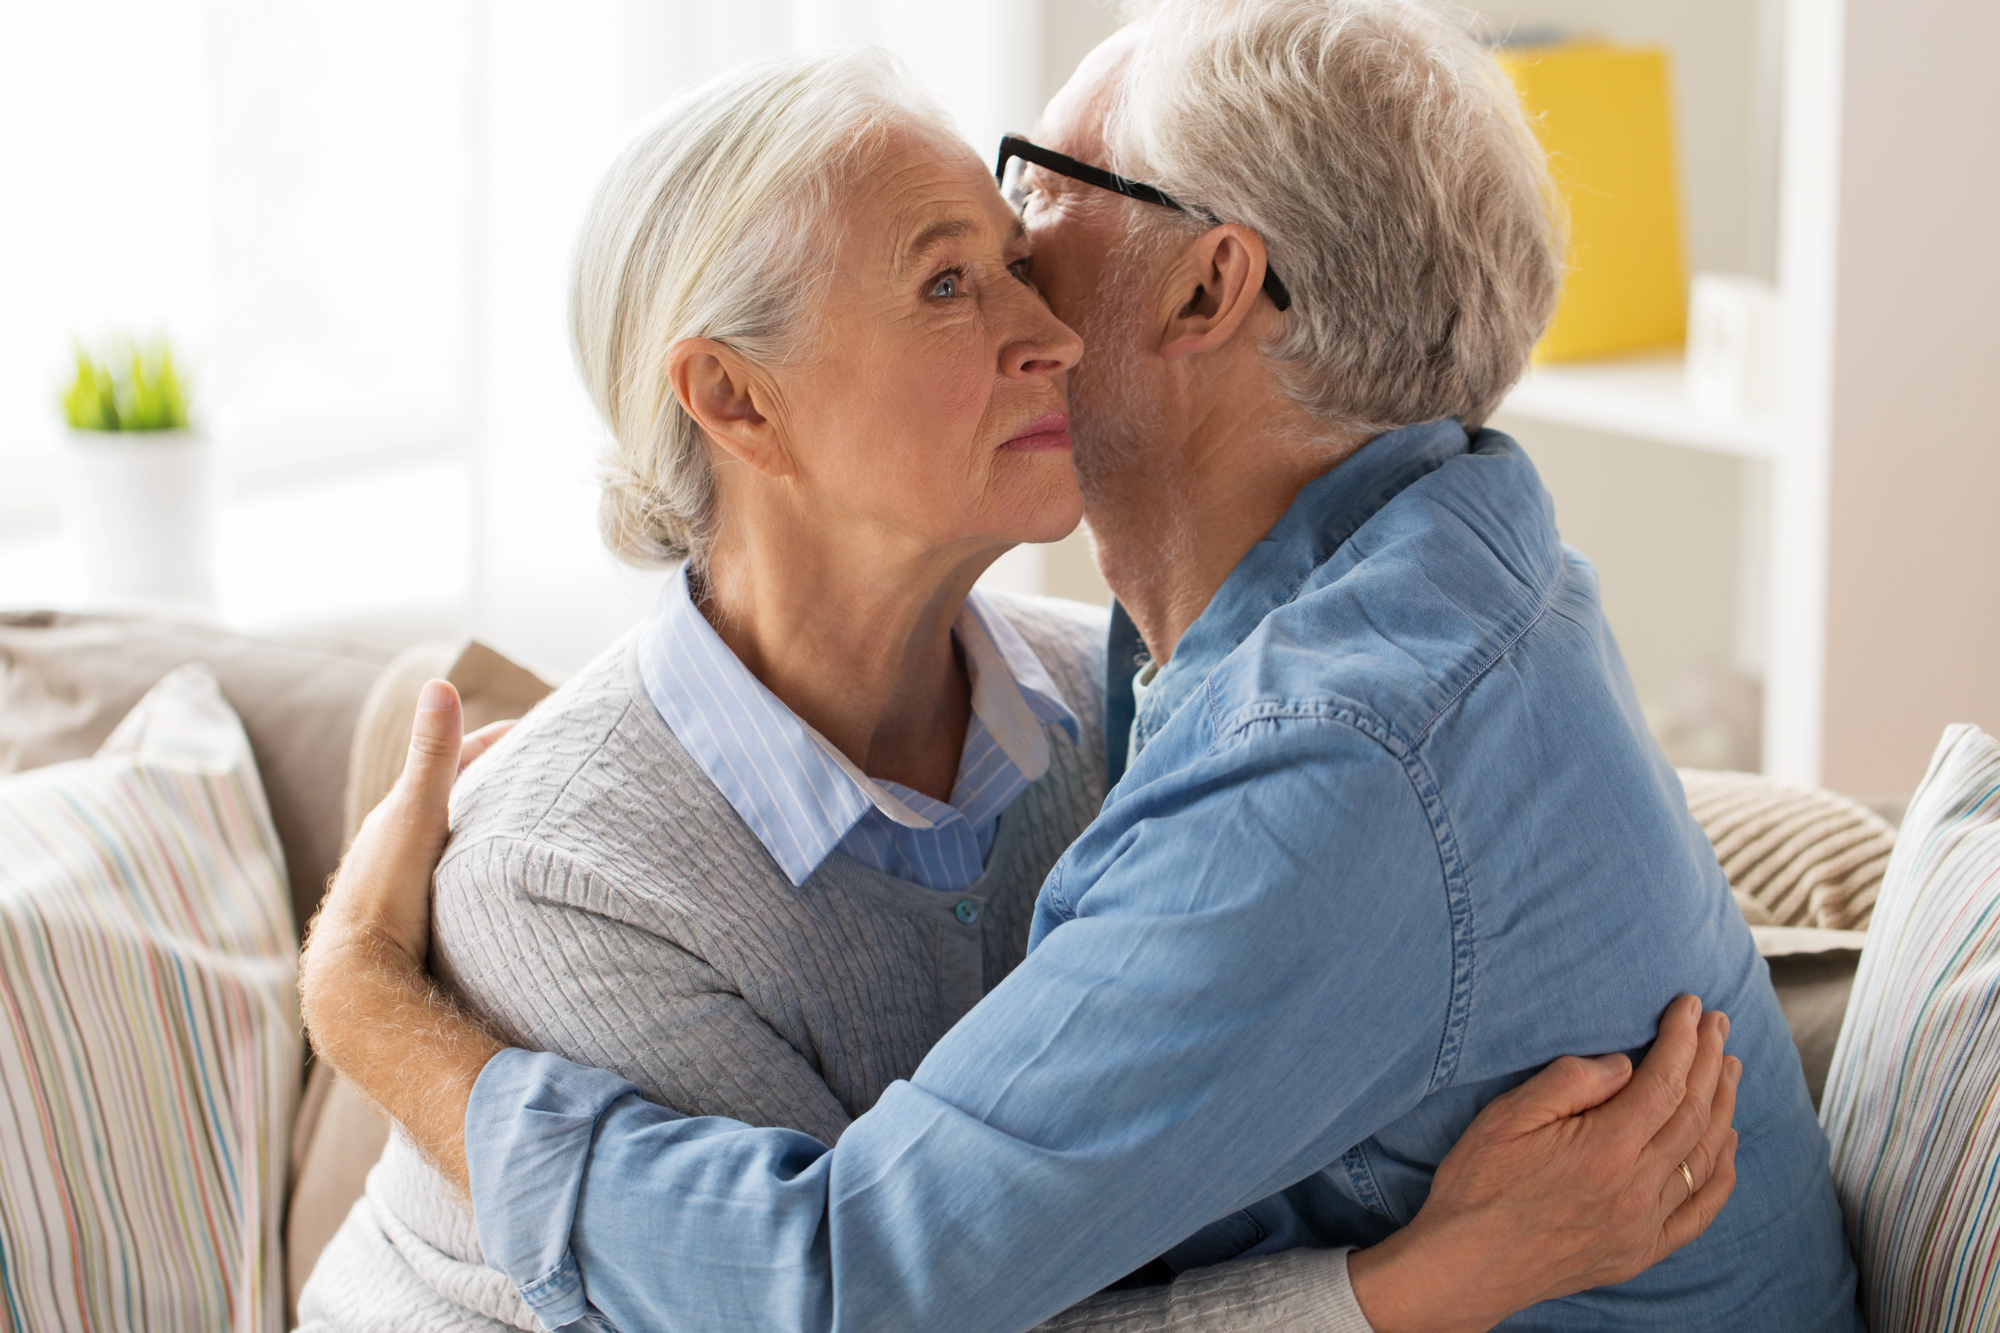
[{"x1": 996, "y1": 135, "x2": 1292, "y2": 312}]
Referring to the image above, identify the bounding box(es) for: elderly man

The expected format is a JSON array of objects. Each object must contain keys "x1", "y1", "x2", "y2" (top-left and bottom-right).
[{"x1": 307, "y1": 1, "x2": 1860, "y2": 1329}]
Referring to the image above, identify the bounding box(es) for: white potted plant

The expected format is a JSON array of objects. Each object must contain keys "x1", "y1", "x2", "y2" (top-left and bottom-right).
[{"x1": 57, "y1": 337, "x2": 216, "y2": 611}]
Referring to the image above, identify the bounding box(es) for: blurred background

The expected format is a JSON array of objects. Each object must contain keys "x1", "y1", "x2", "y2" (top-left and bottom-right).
[{"x1": 2, "y1": 0, "x2": 1994, "y2": 799}]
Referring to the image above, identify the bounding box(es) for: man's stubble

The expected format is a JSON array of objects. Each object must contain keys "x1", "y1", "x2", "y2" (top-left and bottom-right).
[{"x1": 1062, "y1": 235, "x2": 1202, "y2": 574}]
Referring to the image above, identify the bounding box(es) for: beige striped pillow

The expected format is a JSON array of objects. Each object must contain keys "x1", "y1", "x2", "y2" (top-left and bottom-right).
[
  {"x1": 0, "y1": 664, "x2": 299, "y2": 1332},
  {"x1": 1819, "y1": 724, "x2": 2000, "y2": 1332},
  {"x1": 1680, "y1": 768, "x2": 1897, "y2": 930}
]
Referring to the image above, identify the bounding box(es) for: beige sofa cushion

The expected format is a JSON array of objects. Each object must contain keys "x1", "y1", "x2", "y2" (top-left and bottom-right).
[
  {"x1": 287, "y1": 639, "x2": 553, "y2": 1314},
  {"x1": 1753, "y1": 926, "x2": 1866, "y2": 1111},
  {"x1": 1680, "y1": 768, "x2": 1897, "y2": 930},
  {"x1": 0, "y1": 611, "x2": 392, "y2": 937},
  {"x1": 340, "y1": 639, "x2": 555, "y2": 849}
]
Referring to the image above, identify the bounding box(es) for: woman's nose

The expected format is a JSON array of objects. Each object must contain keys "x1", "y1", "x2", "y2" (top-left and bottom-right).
[{"x1": 1001, "y1": 297, "x2": 1084, "y2": 381}]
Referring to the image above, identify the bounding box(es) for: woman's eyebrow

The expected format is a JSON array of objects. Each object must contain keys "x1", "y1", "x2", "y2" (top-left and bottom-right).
[{"x1": 895, "y1": 216, "x2": 978, "y2": 278}]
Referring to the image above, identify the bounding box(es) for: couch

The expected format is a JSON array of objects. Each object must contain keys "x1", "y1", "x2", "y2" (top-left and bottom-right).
[
  {"x1": 0, "y1": 609, "x2": 1914, "y2": 1327},
  {"x1": 0, "y1": 610, "x2": 555, "y2": 1324}
]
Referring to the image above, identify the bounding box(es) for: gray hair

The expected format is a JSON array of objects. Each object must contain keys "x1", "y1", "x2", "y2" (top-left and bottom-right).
[
  {"x1": 573, "y1": 50, "x2": 942, "y2": 569},
  {"x1": 1107, "y1": 0, "x2": 1561, "y2": 434}
]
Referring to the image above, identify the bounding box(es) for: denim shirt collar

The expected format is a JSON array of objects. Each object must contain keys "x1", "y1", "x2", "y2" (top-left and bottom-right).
[{"x1": 1123, "y1": 417, "x2": 1473, "y2": 764}]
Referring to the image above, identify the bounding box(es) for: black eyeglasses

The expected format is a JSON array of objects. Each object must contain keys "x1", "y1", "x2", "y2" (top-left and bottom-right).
[{"x1": 995, "y1": 134, "x2": 1293, "y2": 313}]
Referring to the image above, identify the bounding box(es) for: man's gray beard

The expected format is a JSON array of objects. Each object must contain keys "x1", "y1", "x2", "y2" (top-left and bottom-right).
[
  {"x1": 1065, "y1": 258, "x2": 1203, "y2": 576},
  {"x1": 1066, "y1": 256, "x2": 1166, "y2": 506}
]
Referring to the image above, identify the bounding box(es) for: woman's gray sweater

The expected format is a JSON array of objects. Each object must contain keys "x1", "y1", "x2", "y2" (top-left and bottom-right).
[{"x1": 297, "y1": 591, "x2": 1364, "y2": 1333}]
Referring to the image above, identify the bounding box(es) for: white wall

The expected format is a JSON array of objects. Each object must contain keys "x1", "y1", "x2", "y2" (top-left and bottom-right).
[
  {"x1": 1817, "y1": 0, "x2": 2000, "y2": 796},
  {"x1": 0, "y1": 1, "x2": 218, "y2": 528}
]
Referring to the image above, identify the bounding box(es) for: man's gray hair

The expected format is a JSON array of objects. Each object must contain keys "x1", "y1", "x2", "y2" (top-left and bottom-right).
[
  {"x1": 1108, "y1": 0, "x2": 1561, "y2": 434},
  {"x1": 573, "y1": 51, "x2": 941, "y2": 569}
]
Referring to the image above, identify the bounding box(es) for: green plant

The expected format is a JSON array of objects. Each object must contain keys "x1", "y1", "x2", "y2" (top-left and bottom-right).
[{"x1": 59, "y1": 338, "x2": 190, "y2": 432}]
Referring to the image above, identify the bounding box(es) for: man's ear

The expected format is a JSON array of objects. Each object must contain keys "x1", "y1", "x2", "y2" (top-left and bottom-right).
[
  {"x1": 666, "y1": 338, "x2": 792, "y2": 477},
  {"x1": 1156, "y1": 224, "x2": 1273, "y2": 363}
]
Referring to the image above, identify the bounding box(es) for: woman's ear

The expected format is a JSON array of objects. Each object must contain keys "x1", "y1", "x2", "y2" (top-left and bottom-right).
[
  {"x1": 667, "y1": 339, "x2": 792, "y2": 477},
  {"x1": 1157, "y1": 224, "x2": 1273, "y2": 363}
]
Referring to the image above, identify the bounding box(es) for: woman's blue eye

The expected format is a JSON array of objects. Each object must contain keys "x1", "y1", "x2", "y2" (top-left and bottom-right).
[
  {"x1": 930, "y1": 271, "x2": 963, "y2": 299},
  {"x1": 1008, "y1": 259, "x2": 1033, "y2": 283}
]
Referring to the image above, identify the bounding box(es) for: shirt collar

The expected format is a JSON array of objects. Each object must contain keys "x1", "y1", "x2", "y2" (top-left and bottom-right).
[
  {"x1": 638, "y1": 566, "x2": 1079, "y2": 886},
  {"x1": 1128, "y1": 417, "x2": 1474, "y2": 758}
]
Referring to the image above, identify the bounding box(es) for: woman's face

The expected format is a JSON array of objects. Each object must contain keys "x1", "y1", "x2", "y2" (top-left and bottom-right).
[{"x1": 746, "y1": 127, "x2": 1087, "y2": 563}]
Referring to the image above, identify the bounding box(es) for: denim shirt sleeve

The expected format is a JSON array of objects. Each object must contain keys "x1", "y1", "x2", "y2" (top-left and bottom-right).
[
  {"x1": 467, "y1": 717, "x2": 1454, "y2": 1333},
  {"x1": 465, "y1": 1050, "x2": 661, "y2": 1328}
]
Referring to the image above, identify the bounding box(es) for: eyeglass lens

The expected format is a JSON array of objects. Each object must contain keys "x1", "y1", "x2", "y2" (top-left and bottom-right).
[{"x1": 1000, "y1": 153, "x2": 1031, "y2": 214}]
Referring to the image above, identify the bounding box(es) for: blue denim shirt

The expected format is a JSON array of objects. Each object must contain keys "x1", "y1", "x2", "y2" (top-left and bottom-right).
[{"x1": 465, "y1": 420, "x2": 1861, "y2": 1333}]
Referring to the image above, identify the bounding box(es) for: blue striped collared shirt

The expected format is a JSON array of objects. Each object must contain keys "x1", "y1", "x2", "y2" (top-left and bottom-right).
[{"x1": 636, "y1": 566, "x2": 1080, "y2": 891}]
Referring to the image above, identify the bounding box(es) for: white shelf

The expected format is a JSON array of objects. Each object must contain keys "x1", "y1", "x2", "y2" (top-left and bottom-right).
[{"x1": 1497, "y1": 352, "x2": 1782, "y2": 459}]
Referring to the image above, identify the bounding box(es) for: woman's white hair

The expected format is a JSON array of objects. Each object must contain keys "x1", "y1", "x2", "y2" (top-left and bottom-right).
[
  {"x1": 1107, "y1": 0, "x2": 1562, "y2": 434},
  {"x1": 574, "y1": 50, "x2": 942, "y2": 569}
]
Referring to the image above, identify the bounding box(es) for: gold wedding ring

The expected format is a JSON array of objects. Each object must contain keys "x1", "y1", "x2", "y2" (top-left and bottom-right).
[{"x1": 1676, "y1": 1160, "x2": 1697, "y2": 1198}]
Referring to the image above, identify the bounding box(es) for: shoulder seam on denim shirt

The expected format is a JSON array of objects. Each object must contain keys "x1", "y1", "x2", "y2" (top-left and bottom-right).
[
  {"x1": 1409, "y1": 570, "x2": 1560, "y2": 746},
  {"x1": 1210, "y1": 696, "x2": 1401, "y2": 755},
  {"x1": 1209, "y1": 702, "x2": 1473, "y2": 1095}
]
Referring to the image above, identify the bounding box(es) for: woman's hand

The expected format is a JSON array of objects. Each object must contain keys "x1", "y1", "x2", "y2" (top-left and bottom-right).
[
  {"x1": 1347, "y1": 996, "x2": 1740, "y2": 1333},
  {"x1": 298, "y1": 680, "x2": 513, "y2": 1195}
]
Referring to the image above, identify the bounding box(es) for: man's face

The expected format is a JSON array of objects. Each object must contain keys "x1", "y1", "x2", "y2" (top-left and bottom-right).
[{"x1": 1016, "y1": 29, "x2": 1171, "y2": 500}]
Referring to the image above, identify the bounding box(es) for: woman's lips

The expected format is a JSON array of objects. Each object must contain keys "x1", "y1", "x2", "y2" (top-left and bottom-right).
[{"x1": 1001, "y1": 411, "x2": 1073, "y2": 452}]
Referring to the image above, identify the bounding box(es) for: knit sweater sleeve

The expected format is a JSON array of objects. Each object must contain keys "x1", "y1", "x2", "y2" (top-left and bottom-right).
[
  {"x1": 1032, "y1": 1247, "x2": 1374, "y2": 1333},
  {"x1": 433, "y1": 834, "x2": 854, "y2": 1147}
]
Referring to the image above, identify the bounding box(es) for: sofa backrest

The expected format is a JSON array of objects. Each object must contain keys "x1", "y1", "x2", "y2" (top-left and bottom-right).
[{"x1": 0, "y1": 610, "x2": 392, "y2": 937}]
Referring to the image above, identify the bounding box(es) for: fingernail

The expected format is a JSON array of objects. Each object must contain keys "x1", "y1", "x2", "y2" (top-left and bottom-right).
[
  {"x1": 1729, "y1": 1057, "x2": 1742, "y2": 1083},
  {"x1": 1718, "y1": 1013, "x2": 1730, "y2": 1038},
  {"x1": 1687, "y1": 994, "x2": 1703, "y2": 1017},
  {"x1": 1592, "y1": 1052, "x2": 1630, "y2": 1074},
  {"x1": 417, "y1": 679, "x2": 455, "y2": 712}
]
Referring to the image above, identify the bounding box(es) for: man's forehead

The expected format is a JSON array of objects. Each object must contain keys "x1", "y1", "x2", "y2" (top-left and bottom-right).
[{"x1": 1036, "y1": 24, "x2": 1141, "y2": 158}]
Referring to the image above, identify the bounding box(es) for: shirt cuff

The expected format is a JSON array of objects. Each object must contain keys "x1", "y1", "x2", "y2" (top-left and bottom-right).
[{"x1": 466, "y1": 1047, "x2": 667, "y2": 1329}]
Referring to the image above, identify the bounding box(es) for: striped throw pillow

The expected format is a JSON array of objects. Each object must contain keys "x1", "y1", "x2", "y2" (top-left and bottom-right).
[
  {"x1": 1680, "y1": 768, "x2": 1897, "y2": 930},
  {"x1": 0, "y1": 664, "x2": 299, "y2": 1332},
  {"x1": 1819, "y1": 724, "x2": 2000, "y2": 1332}
]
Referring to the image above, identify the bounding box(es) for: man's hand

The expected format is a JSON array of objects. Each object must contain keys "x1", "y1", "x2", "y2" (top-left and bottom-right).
[
  {"x1": 325, "y1": 680, "x2": 513, "y2": 966},
  {"x1": 298, "y1": 680, "x2": 512, "y2": 1196},
  {"x1": 1348, "y1": 995, "x2": 1740, "y2": 1333}
]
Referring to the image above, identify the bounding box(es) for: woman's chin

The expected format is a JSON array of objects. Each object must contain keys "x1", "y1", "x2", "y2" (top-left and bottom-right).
[{"x1": 989, "y1": 468, "x2": 1086, "y2": 546}]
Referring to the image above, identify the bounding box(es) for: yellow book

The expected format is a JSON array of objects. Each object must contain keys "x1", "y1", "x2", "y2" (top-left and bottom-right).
[{"x1": 1498, "y1": 42, "x2": 1687, "y2": 362}]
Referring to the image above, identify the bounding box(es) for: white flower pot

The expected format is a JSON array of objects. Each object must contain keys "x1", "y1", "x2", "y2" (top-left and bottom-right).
[{"x1": 59, "y1": 428, "x2": 217, "y2": 611}]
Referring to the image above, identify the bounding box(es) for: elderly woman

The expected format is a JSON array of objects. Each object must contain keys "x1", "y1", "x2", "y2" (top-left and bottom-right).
[{"x1": 297, "y1": 45, "x2": 1737, "y2": 1333}]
